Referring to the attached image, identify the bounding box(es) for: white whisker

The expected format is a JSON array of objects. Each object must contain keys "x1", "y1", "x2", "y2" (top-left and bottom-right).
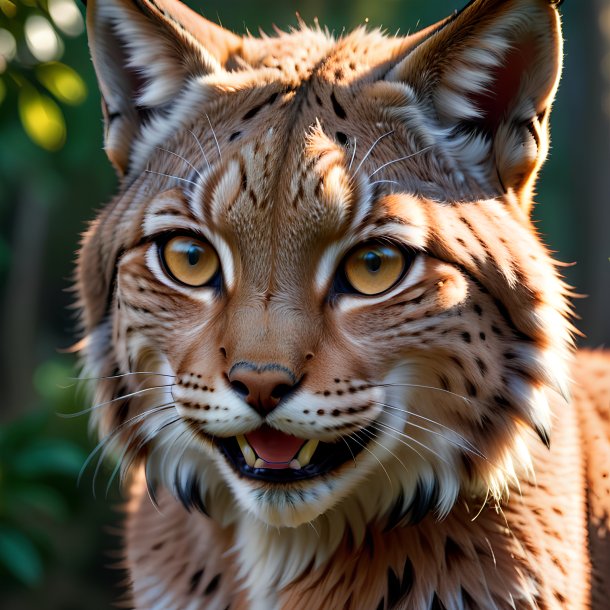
[
  {"x1": 373, "y1": 382, "x2": 472, "y2": 404},
  {"x1": 156, "y1": 146, "x2": 203, "y2": 178},
  {"x1": 348, "y1": 136, "x2": 357, "y2": 171},
  {"x1": 368, "y1": 145, "x2": 433, "y2": 178},
  {"x1": 353, "y1": 130, "x2": 394, "y2": 175},
  {"x1": 358, "y1": 426, "x2": 410, "y2": 475},
  {"x1": 370, "y1": 180, "x2": 400, "y2": 187},
  {"x1": 60, "y1": 384, "x2": 175, "y2": 418},
  {"x1": 371, "y1": 401, "x2": 485, "y2": 458},
  {"x1": 188, "y1": 129, "x2": 211, "y2": 171},
  {"x1": 69, "y1": 371, "x2": 175, "y2": 382},
  {"x1": 348, "y1": 429, "x2": 393, "y2": 486},
  {"x1": 205, "y1": 113, "x2": 222, "y2": 161},
  {"x1": 370, "y1": 418, "x2": 452, "y2": 466},
  {"x1": 144, "y1": 169, "x2": 198, "y2": 186}
]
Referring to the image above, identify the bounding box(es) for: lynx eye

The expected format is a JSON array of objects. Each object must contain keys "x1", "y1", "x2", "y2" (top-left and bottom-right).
[
  {"x1": 161, "y1": 236, "x2": 220, "y2": 287},
  {"x1": 343, "y1": 242, "x2": 406, "y2": 296}
]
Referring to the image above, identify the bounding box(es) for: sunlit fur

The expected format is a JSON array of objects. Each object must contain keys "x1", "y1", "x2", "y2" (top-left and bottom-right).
[{"x1": 75, "y1": 0, "x2": 610, "y2": 608}]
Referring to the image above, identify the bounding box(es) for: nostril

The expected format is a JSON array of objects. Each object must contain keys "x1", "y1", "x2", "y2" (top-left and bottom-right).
[
  {"x1": 270, "y1": 383, "x2": 293, "y2": 400},
  {"x1": 230, "y1": 380, "x2": 249, "y2": 397}
]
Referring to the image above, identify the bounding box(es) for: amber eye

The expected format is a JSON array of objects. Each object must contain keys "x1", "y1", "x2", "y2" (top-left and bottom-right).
[
  {"x1": 343, "y1": 243, "x2": 406, "y2": 296},
  {"x1": 161, "y1": 236, "x2": 220, "y2": 287}
]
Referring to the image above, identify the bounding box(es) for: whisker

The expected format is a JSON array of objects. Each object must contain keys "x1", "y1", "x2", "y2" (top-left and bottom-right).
[
  {"x1": 370, "y1": 418, "x2": 452, "y2": 466},
  {"x1": 365, "y1": 418, "x2": 427, "y2": 462},
  {"x1": 347, "y1": 429, "x2": 393, "y2": 486},
  {"x1": 353, "y1": 130, "x2": 394, "y2": 175},
  {"x1": 68, "y1": 371, "x2": 175, "y2": 382},
  {"x1": 144, "y1": 169, "x2": 198, "y2": 186},
  {"x1": 369, "y1": 180, "x2": 400, "y2": 187},
  {"x1": 372, "y1": 382, "x2": 472, "y2": 404},
  {"x1": 372, "y1": 401, "x2": 485, "y2": 459},
  {"x1": 188, "y1": 129, "x2": 211, "y2": 171},
  {"x1": 91, "y1": 402, "x2": 177, "y2": 496},
  {"x1": 78, "y1": 401, "x2": 176, "y2": 489},
  {"x1": 348, "y1": 136, "x2": 357, "y2": 171},
  {"x1": 341, "y1": 436, "x2": 357, "y2": 468},
  {"x1": 59, "y1": 384, "x2": 175, "y2": 418},
  {"x1": 368, "y1": 145, "x2": 432, "y2": 178},
  {"x1": 156, "y1": 146, "x2": 203, "y2": 179},
  {"x1": 358, "y1": 426, "x2": 410, "y2": 475},
  {"x1": 205, "y1": 113, "x2": 222, "y2": 160}
]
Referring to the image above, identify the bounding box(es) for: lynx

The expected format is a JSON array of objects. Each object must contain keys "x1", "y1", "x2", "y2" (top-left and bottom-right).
[{"x1": 77, "y1": 0, "x2": 609, "y2": 607}]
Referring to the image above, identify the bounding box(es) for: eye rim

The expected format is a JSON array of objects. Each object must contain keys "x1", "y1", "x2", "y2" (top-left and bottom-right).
[
  {"x1": 333, "y1": 240, "x2": 413, "y2": 298},
  {"x1": 157, "y1": 233, "x2": 222, "y2": 289}
]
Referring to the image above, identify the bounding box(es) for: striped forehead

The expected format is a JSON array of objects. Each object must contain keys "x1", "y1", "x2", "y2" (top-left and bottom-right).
[{"x1": 185, "y1": 131, "x2": 366, "y2": 289}]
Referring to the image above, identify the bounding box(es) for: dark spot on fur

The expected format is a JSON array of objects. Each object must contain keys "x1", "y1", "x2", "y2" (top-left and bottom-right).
[
  {"x1": 204, "y1": 573, "x2": 221, "y2": 596},
  {"x1": 332, "y1": 409, "x2": 341, "y2": 416},
  {"x1": 439, "y1": 375, "x2": 450, "y2": 391},
  {"x1": 475, "y1": 358, "x2": 487, "y2": 375},
  {"x1": 386, "y1": 558, "x2": 414, "y2": 606},
  {"x1": 473, "y1": 303, "x2": 483, "y2": 316},
  {"x1": 175, "y1": 471, "x2": 208, "y2": 516},
  {"x1": 229, "y1": 131, "x2": 241, "y2": 142},
  {"x1": 315, "y1": 93, "x2": 322, "y2": 106},
  {"x1": 330, "y1": 92, "x2": 347, "y2": 119},
  {"x1": 536, "y1": 425, "x2": 551, "y2": 449},
  {"x1": 335, "y1": 131, "x2": 348, "y2": 145},
  {"x1": 409, "y1": 478, "x2": 438, "y2": 524},
  {"x1": 444, "y1": 537, "x2": 464, "y2": 570},
  {"x1": 465, "y1": 380, "x2": 477, "y2": 397},
  {"x1": 243, "y1": 104, "x2": 263, "y2": 120},
  {"x1": 431, "y1": 594, "x2": 447, "y2": 610},
  {"x1": 152, "y1": 541, "x2": 164, "y2": 551},
  {"x1": 317, "y1": 409, "x2": 325, "y2": 415},
  {"x1": 189, "y1": 568, "x2": 204, "y2": 594},
  {"x1": 461, "y1": 331, "x2": 471, "y2": 343},
  {"x1": 479, "y1": 331, "x2": 486, "y2": 341}
]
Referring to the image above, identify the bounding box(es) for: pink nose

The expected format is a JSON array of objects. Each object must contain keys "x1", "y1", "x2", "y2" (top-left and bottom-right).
[{"x1": 228, "y1": 364, "x2": 297, "y2": 415}]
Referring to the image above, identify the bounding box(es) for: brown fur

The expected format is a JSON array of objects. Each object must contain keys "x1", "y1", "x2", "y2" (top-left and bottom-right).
[{"x1": 76, "y1": 0, "x2": 609, "y2": 608}]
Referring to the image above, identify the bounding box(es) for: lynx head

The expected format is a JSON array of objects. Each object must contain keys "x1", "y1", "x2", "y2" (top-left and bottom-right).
[{"x1": 78, "y1": 0, "x2": 571, "y2": 531}]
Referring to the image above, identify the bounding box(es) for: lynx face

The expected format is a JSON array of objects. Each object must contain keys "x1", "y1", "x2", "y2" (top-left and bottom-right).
[{"x1": 79, "y1": 0, "x2": 570, "y2": 529}]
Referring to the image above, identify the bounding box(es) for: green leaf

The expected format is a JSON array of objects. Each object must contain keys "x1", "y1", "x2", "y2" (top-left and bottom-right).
[
  {"x1": 0, "y1": 409, "x2": 48, "y2": 453},
  {"x1": 0, "y1": 527, "x2": 43, "y2": 586},
  {"x1": 4, "y1": 484, "x2": 69, "y2": 521},
  {"x1": 18, "y1": 85, "x2": 66, "y2": 151},
  {"x1": 12, "y1": 439, "x2": 86, "y2": 477},
  {"x1": 36, "y1": 62, "x2": 87, "y2": 105}
]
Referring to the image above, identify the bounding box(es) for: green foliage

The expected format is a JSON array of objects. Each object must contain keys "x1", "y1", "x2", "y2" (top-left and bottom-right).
[
  {"x1": 0, "y1": 0, "x2": 86, "y2": 149},
  {"x1": 0, "y1": 406, "x2": 87, "y2": 586}
]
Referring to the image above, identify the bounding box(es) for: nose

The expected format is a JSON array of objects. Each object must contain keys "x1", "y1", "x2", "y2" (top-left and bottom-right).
[{"x1": 228, "y1": 363, "x2": 298, "y2": 415}]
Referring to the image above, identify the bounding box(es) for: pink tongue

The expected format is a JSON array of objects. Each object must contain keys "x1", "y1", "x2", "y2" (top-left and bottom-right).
[{"x1": 246, "y1": 425, "x2": 305, "y2": 467}]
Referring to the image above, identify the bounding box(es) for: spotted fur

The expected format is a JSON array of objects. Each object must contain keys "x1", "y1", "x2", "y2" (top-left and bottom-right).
[{"x1": 76, "y1": 0, "x2": 609, "y2": 608}]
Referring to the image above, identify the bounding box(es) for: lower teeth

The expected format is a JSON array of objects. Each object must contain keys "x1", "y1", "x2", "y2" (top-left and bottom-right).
[
  {"x1": 236, "y1": 435, "x2": 256, "y2": 467},
  {"x1": 236, "y1": 436, "x2": 319, "y2": 470}
]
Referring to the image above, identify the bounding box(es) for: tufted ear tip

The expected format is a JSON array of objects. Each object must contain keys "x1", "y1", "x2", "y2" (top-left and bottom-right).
[
  {"x1": 86, "y1": 0, "x2": 242, "y2": 176},
  {"x1": 384, "y1": 0, "x2": 563, "y2": 206}
]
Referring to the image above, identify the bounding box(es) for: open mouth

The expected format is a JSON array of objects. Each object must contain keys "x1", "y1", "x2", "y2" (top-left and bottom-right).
[{"x1": 216, "y1": 424, "x2": 373, "y2": 483}]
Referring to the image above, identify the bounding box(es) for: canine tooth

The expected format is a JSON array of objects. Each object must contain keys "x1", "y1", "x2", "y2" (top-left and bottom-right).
[
  {"x1": 254, "y1": 458, "x2": 265, "y2": 469},
  {"x1": 289, "y1": 459, "x2": 301, "y2": 470},
  {"x1": 297, "y1": 439, "x2": 319, "y2": 467},
  {"x1": 236, "y1": 435, "x2": 256, "y2": 468}
]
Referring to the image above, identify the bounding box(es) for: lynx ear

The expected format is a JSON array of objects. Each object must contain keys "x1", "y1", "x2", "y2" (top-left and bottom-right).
[
  {"x1": 387, "y1": 0, "x2": 563, "y2": 206},
  {"x1": 87, "y1": 0, "x2": 242, "y2": 175}
]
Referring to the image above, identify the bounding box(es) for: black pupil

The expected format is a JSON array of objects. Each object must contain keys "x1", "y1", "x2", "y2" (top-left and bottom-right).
[
  {"x1": 187, "y1": 244, "x2": 201, "y2": 266},
  {"x1": 363, "y1": 251, "x2": 382, "y2": 273}
]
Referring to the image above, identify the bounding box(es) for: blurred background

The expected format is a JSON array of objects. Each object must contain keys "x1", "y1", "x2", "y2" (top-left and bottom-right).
[{"x1": 0, "y1": 0, "x2": 608, "y2": 608}]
